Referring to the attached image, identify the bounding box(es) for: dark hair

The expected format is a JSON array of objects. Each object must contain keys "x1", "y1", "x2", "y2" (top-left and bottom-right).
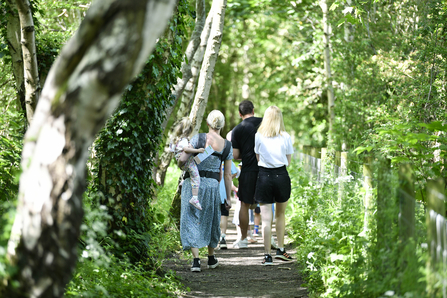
[{"x1": 238, "y1": 100, "x2": 254, "y2": 116}]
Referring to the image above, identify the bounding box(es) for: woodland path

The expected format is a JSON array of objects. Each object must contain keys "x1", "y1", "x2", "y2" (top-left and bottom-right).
[{"x1": 163, "y1": 197, "x2": 309, "y2": 298}]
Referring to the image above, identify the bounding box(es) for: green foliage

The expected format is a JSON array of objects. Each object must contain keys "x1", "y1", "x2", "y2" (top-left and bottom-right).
[
  {"x1": 355, "y1": 120, "x2": 446, "y2": 186},
  {"x1": 66, "y1": 256, "x2": 183, "y2": 298},
  {"x1": 155, "y1": 160, "x2": 182, "y2": 217},
  {"x1": 287, "y1": 158, "x2": 427, "y2": 297},
  {"x1": 0, "y1": 104, "x2": 24, "y2": 206},
  {"x1": 65, "y1": 193, "x2": 184, "y2": 298},
  {"x1": 88, "y1": 0, "x2": 192, "y2": 263}
]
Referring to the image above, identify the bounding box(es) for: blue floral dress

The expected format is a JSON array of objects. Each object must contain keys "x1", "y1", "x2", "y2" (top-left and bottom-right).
[{"x1": 180, "y1": 134, "x2": 233, "y2": 251}]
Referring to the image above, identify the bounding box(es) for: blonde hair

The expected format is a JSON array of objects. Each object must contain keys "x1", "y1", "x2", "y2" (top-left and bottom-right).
[
  {"x1": 172, "y1": 117, "x2": 193, "y2": 144},
  {"x1": 206, "y1": 110, "x2": 225, "y2": 130},
  {"x1": 257, "y1": 106, "x2": 286, "y2": 137}
]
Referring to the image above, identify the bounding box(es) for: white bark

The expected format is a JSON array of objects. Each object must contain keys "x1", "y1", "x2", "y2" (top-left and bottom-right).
[
  {"x1": 181, "y1": 3, "x2": 214, "y2": 113},
  {"x1": 343, "y1": 0, "x2": 354, "y2": 43},
  {"x1": 320, "y1": 0, "x2": 335, "y2": 141},
  {"x1": 15, "y1": 0, "x2": 40, "y2": 125},
  {"x1": 6, "y1": 0, "x2": 175, "y2": 296},
  {"x1": 162, "y1": 0, "x2": 206, "y2": 130},
  {"x1": 189, "y1": 0, "x2": 227, "y2": 135},
  {"x1": 5, "y1": 0, "x2": 26, "y2": 113},
  {"x1": 154, "y1": 2, "x2": 214, "y2": 186}
]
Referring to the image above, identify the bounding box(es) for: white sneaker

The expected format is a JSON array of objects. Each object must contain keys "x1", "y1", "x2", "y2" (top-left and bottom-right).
[
  {"x1": 247, "y1": 230, "x2": 257, "y2": 243},
  {"x1": 271, "y1": 236, "x2": 278, "y2": 249},
  {"x1": 189, "y1": 197, "x2": 202, "y2": 210},
  {"x1": 233, "y1": 238, "x2": 248, "y2": 249}
]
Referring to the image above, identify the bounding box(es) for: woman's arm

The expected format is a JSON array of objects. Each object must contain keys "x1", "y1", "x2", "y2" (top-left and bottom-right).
[
  {"x1": 256, "y1": 154, "x2": 259, "y2": 162},
  {"x1": 223, "y1": 159, "x2": 233, "y2": 209},
  {"x1": 286, "y1": 154, "x2": 291, "y2": 167}
]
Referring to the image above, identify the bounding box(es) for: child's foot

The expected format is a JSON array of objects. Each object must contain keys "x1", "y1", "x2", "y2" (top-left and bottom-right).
[{"x1": 189, "y1": 196, "x2": 202, "y2": 210}]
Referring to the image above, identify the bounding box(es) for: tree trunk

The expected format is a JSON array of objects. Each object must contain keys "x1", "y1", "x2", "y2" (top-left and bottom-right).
[
  {"x1": 320, "y1": 0, "x2": 335, "y2": 144},
  {"x1": 169, "y1": 0, "x2": 226, "y2": 222},
  {"x1": 343, "y1": 0, "x2": 354, "y2": 43},
  {"x1": 155, "y1": 2, "x2": 214, "y2": 186},
  {"x1": 5, "y1": 0, "x2": 26, "y2": 118},
  {"x1": 4, "y1": 1, "x2": 175, "y2": 297},
  {"x1": 190, "y1": 0, "x2": 227, "y2": 135},
  {"x1": 15, "y1": 0, "x2": 40, "y2": 125},
  {"x1": 181, "y1": 3, "x2": 214, "y2": 111},
  {"x1": 161, "y1": 0, "x2": 206, "y2": 132}
]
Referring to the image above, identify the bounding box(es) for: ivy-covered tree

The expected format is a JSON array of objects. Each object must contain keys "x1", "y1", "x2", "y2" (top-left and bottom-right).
[
  {"x1": 89, "y1": 0, "x2": 192, "y2": 263},
  {"x1": 2, "y1": 0, "x2": 177, "y2": 296}
]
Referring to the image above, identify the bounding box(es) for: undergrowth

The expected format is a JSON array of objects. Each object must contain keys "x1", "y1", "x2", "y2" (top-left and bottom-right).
[
  {"x1": 287, "y1": 158, "x2": 428, "y2": 297},
  {"x1": 65, "y1": 165, "x2": 185, "y2": 297}
]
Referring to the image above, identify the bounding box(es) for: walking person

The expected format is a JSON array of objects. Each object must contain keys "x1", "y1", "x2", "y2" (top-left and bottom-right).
[
  {"x1": 254, "y1": 106, "x2": 294, "y2": 265},
  {"x1": 178, "y1": 110, "x2": 233, "y2": 272},
  {"x1": 231, "y1": 100, "x2": 262, "y2": 249},
  {"x1": 218, "y1": 156, "x2": 239, "y2": 249},
  {"x1": 170, "y1": 117, "x2": 205, "y2": 210}
]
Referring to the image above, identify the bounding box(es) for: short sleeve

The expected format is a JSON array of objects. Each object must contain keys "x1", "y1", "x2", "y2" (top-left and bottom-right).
[
  {"x1": 178, "y1": 138, "x2": 189, "y2": 149},
  {"x1": 231, "y1": 129, "x2": 239, "y2": 149},
  {"x1": 225, "y1": 145, "x2": 234, "y2": 161},
  {"x1": 254, "y1": 133, "x2": 260, "y2": 154},
  {"x1": 285, "y1": 134, "x2": 294, "y2": 155}
]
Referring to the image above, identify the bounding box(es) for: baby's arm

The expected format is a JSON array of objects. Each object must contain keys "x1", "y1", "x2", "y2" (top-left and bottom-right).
[{"x1": 183, "y1": 146, "x2": 205, "y2": 154}]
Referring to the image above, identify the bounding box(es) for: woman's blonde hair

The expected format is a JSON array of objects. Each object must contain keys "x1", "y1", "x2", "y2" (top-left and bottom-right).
[
  {"x1": 206, "y1": 110, "x2": 225, "y2": 130},
  {"x1": 172, "y1": 117, "x2": 193, "y2": 144},
  {"x1": 257, "y1": 106, "x2": 286, "y2": 137}
]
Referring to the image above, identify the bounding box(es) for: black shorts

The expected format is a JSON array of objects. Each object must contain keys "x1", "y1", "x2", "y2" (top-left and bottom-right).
[
  {"x1": 221, "y1": 203, "x2": 229, "y2": 216},
  {"x1": 237, "y1": 170, "x2": 259, "y2": 205},
  {"x1": 255, "y1": 166, "x2": 291, "y2": 204}
]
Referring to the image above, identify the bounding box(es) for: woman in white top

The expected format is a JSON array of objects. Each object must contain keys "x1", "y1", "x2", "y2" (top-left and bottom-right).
[{"x1": 254, "y1": 105, "x2": 294, "y2": 265}]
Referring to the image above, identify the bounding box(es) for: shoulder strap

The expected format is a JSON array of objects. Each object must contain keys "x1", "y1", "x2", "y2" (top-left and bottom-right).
[
  {"x1": 197, "y1": 133, "x2": 206, "y2": 149},
  {"x1": 193, "y1": 133, "x2": 207, "y2": 156}
]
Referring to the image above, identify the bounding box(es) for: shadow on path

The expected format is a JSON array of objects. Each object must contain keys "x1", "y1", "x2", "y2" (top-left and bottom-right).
[{"x1": 164, "y1": 198, "x2": 308, "y2": 298}]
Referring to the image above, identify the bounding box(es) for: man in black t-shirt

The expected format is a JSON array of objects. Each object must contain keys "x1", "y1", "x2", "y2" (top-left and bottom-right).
[{"x1": 231, "y1": 100, "x2": 262, "y2": 249}]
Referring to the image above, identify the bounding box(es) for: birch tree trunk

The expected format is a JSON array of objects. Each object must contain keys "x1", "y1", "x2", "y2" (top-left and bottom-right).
[
  {"x1": 155, "y1": 2, "x2": 214, "y2": 186},
  {"x1": 320, "y1": 0, "x2": 335, "y2": 143},
  {"x1": 169, "y1": 0, "x2": 226, "y2": 221},
  {"x1": 180, "y1": 7, "x2": 213, "y2": 116},
  {"x1": 343, "y1": 0, "x2": 354, "y2": 43},
  {"x1": 190, "y1": 0, "x2": 227, "y2": 135},
  {"x1": 4, "y1": 0, "x2": 175, "y2": 297},
  {"x1": 5, "y1": 0, "x2": 26, "y2": 115},
  {"x1": 15, "y1": 0, "x2": 40, "y2": 125},
  {"x1": 161, "y1": 0, "x2": 206, "y2": 131}
]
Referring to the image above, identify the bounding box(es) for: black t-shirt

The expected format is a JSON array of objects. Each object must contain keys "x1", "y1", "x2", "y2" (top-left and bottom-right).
[{"x1": 231, "y1": 116, "x2": 262, "y2": 172}]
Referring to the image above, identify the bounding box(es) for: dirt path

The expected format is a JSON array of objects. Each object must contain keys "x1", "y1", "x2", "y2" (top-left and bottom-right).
[{"x1": 164, "y1": 198, "x2": 308, "y2": 298}]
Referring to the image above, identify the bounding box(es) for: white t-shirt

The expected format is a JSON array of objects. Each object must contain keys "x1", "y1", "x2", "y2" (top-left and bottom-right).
[{"x1": 254, "y1": 132, "x2": 294, "y2": 168}]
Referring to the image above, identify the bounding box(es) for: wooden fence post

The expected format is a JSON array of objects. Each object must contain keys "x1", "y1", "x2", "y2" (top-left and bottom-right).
[
  {"x1": 426, "y1": 178, "x2": 446, "y2": 296},
  {"x1": 377, "y1": 158, "x2": 393, "y2": 252},
  {"x1": 311, "y1": 147, "x2": 318, "y2": 177},
  {"x1": 320, "y1": 148, "x2": 327, "y2": 183},
  {"x1": 303, "y1": 146, "x2": 310, "y2": 173},
  {"x1": 398, "y1": 164, "x2": 415, "y2": 242},
  {"x1": 362, "y1": 156, "x2": 373, "y2": 231},
  {"x1": 338, "y1": 152, "x2": 348, "y2": 201},
  {"x1": 335, "y1": 151, "x2": 341, "y2": 177}
]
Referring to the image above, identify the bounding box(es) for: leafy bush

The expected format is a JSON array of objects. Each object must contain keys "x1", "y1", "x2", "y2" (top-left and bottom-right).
[
  {"x1": 287, "y1": 158, "x2": 427, "y2": 297},
  {"x1": 0, "y1": 109, "x2": 24, "y2": 209},
  {"x1": 66, "y1": 255, "x2": 182, "y2": 298},
  {"x1": 65, "y1": 192, "x2": 184, "y2": 297}
]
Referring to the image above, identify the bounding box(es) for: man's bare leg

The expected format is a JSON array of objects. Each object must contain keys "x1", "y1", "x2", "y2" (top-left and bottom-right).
[{"x1": 239, "y1": 202, "x2": 251, "y2": 240}]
